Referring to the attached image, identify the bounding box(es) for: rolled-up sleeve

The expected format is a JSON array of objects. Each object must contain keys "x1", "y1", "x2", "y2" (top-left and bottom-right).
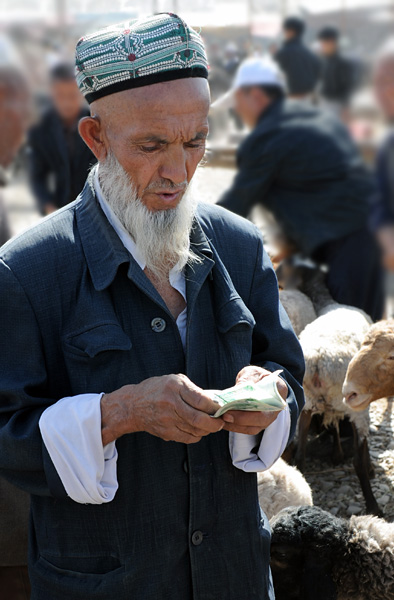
[{"x1": 39, "y1": 394, "x2": 118, "y2": 504}]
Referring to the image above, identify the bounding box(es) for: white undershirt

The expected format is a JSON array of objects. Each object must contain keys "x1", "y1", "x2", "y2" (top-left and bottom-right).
[{"x1": 39, "y1": 168, "x2": 290, "y2": 505}]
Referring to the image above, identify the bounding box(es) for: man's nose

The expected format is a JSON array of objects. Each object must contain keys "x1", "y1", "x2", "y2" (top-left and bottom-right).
[{"x1": 158, "y1": 145, "x2": 188, "y2": 185}]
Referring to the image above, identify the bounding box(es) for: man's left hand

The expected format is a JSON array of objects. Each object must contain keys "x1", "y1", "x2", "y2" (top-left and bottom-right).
[{"x1": 221, "y1": 366, "x2": 288, "y2": 435}]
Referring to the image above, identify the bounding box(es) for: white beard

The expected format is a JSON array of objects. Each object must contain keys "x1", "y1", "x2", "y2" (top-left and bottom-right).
[{"x1": 98, "y1": 150, "x2": 201, "y2": 283}]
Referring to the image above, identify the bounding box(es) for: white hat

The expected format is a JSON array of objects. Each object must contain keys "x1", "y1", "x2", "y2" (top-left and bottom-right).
[{"x1": 211, "y1": 56, "x2": 285, "y2": 110}]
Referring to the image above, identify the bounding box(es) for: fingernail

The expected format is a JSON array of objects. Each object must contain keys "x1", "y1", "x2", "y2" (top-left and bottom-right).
[{"x1": 222, "y1": 414, "x2": 234, "y2": 423}]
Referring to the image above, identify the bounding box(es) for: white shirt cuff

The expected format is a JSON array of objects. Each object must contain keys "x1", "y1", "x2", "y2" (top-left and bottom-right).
[
  {"x1": 229, "y1": 403, "x2": 291, "y2": 472},
  {"x1": 39, "y1": 393, "x2": 118, "y2": 504}
]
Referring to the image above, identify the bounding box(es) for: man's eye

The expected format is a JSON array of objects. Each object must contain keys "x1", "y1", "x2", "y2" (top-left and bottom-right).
[
  {"x1": 140, "y1": 145, "x2": 160, "y2": 153},
  {"x1": 185, "y1": 141, "x2": 205, "y2": 149}
]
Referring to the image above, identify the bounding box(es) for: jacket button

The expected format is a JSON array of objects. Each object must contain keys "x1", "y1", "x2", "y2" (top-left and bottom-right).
[
  {"x1": 191, "y1": 530, "x2": 204, "y2": 546},
  {"x1": 183, "y1": 460, "x2": 188, "y2": 473},
  {"x1": 151, "y1": 317, "x2": 166, "y2": 333}
]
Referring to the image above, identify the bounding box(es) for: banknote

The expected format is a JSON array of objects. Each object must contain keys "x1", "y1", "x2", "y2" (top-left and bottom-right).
[{"x1": 208, "y1": 369, "x2": 286, "y2": 418}]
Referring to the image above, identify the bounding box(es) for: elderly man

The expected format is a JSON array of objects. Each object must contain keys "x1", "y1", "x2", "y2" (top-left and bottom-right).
[
  {"x1": 0, "y1": 14, "x2": 304, "y2": 600},
  {"x1": 0, "y1": 36, "x2": 31, "y2": 599}
]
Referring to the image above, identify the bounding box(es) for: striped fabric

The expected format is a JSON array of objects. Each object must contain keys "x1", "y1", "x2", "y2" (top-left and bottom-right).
[{"x1": 75, "y1": 13, "x2": 209, "y2": 103}]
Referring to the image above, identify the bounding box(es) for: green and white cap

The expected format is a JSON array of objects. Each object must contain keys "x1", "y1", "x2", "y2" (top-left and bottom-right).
[{"x1": 75, "y1": 13, "x2": 209, "y2": 104}]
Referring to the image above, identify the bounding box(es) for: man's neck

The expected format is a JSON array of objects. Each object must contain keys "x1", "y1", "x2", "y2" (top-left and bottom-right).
[{"x1": 144, "y1": 267, "x2": 186, "y2": 320}]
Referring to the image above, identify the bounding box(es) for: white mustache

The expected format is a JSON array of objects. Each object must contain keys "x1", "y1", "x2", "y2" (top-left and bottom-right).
[{"x1": 144, "y1": 179, "x2": 188, "y2": 193}]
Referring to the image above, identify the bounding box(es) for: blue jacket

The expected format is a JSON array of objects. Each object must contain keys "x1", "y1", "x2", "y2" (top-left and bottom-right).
[
  {"x1": 219, "y1": 99, "x2": 372, "y2": 255},
  {"x1": 0, "y1": 174, "x2": 304, "y2": 600}
]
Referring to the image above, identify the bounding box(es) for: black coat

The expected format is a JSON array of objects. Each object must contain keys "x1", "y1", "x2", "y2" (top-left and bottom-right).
[
  {"x1": 274, "y1": 38, "x2": 321, "y2": 96},
  {"x1": 27, "y1": 108, "x2": 96, "y2": 214},
  {"x1": 321, "y1": 53, "x2": 355, "y2": 103},
  {"x1": 218, "y1": 99, "x2": 372, "y2": 255}
]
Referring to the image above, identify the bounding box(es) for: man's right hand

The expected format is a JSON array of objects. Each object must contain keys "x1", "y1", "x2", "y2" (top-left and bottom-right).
[{"x1": 100, "y1": 374, "x2": 225, "y2": 446}]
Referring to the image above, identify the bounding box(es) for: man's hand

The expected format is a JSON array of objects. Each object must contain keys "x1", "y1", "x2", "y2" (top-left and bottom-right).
[
  {"x1": 100, "y1": 374, "x2": 224, "y2": 446},
  {"x1": 221, "y1": 366, "x2": 288, "y2": 436}
]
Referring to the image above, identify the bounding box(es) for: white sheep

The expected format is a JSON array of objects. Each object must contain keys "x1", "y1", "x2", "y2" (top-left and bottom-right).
[
  {"x1": 257, "y1": 458, "x2": 313, "y2": 521},
  {"x1": 279, "y1": 289, "x2": 317, "y2": 337},
  {"x1": 271, "y1": 505, "x2": 394, "y2": 600},
  {"x1": 277, "y1": 263, "x2": 379, "y2": 515}
]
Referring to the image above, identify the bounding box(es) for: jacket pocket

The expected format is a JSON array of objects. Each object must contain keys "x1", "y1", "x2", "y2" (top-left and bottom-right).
[
  {"x1": 61, "y1": 323, "x2": 133, "y2": 394},
  {"x1": 215, "y1": 297, "x2": 256, "y2": 334},
  {"x1": 33, "y1": 555, "x2": 126, "y2": 600},
  {"x1": 63, "y1": 322, "x2": 132, "y2": 358}
]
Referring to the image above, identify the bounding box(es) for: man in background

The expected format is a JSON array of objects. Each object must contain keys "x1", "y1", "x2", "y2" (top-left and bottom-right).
[
  {"x1": 0, "y1": 35, "x2": 31, "y2": 600},
  {"x1": 370, "y1": 42, "x2": 394, "y2": 274},
  {"x1": 274, "y1": 16, "x2": 321, "y2": 99},
  {"x1": 217, "y1": 57, "x2": 384, "y2": 322},
  {"x1": 317, "y1": 26, "x2": 358, "y2": 118},
  {"x1": 27, "y1": 62, "x2": 96, "y2": 215}
]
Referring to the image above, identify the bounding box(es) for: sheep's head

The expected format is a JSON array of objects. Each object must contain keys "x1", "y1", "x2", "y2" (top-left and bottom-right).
[
  {"x1": 343, "y1": 320, "x2": 394, "y2": 411},
  {"x1": 276, "y1": 259, "x2": 322, "y2": 290},
  {"x1": 270, "y1": 506, "x2": 349, "y2": 600}
]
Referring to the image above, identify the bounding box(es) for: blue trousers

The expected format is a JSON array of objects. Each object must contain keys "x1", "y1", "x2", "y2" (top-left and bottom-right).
[{"x1": 313, "y1": 228, "x2": 384, "y2": 322}]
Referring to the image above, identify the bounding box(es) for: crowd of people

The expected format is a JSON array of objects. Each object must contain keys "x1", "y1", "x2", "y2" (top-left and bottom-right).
[{"x1": 0, "y1": 9, "x2": 393, "y2": 600}]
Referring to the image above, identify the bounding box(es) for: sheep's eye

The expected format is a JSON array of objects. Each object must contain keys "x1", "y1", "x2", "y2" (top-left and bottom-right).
[{"x1": 388, "y1": 356, "x2": 394, "y2": 360}]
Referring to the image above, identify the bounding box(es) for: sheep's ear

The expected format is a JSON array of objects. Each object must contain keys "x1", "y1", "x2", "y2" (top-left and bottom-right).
[{"x1": 301, "y1": 551, "x2": 337, "y2": 600}]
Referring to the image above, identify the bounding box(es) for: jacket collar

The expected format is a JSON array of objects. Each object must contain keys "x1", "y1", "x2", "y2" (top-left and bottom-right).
[{"x1": 76, "y1": 170, "x2": 132, "y2": 292}]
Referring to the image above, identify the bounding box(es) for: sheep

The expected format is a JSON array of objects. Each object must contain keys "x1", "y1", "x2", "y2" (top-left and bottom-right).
[
  {"x1": 343, "y1": 319, "x2": 394, "y2": 411},
  {"x1": 279, "y1": 289, "x2": 317, "y2": 337},
  {"x1": 277, "y1": 261, "x2": 379, "y2": 515},
  {"x1": 270, "y1": 505, "x2": 394, "y2": 600},
  {"x1": 257, "y1": 458, "x2": 313, "y2": 521}
]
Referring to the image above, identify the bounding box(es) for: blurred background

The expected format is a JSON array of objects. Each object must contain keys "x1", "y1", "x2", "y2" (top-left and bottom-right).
[{"x1": 0, "y1": 0, "x2": 391, "y2": 243}]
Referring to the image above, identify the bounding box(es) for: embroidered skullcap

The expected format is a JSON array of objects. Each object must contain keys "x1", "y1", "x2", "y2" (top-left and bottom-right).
[{"x1": 75, "y1": 13, "x2": 209, "y2": 104}]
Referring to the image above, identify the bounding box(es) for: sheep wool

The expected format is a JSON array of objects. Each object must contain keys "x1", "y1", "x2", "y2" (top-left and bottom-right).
[
  {"x1": 257, "y1": 458, "x2": 313, "y2": 521},
  {"x1": 271, "y1": 506, "x2": 394, "y2": 600},
  {"x1": 299, "y1": 306, "x2": 371, "y2": 435},
  {"x1": 279, "y1": 289, "x2": 317, "y2": 337}
]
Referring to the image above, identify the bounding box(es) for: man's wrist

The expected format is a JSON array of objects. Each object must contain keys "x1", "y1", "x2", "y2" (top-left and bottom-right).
[{"x1": 100, "y1": 386, "x2": 139, "y2": 446}]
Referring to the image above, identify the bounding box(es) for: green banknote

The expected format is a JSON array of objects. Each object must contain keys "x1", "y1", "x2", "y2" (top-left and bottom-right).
[{"x1": 209, "y1": 369, "x2": 286, "y2": 418}]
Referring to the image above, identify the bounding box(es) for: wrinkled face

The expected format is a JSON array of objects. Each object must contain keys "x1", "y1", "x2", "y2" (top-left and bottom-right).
[
  {"x1": 343, "y1": 326, "x2": 394, "y2": 410},
  {"x1": 373, "y1": 58, "x2": 394, "y2": 120},
  {"x1": 51, "y1": 79, "x2": 83, "y2": 122},
  {"x1": 88, "y1": 78, "x2": 210, "y2": 213},
  {"x1": 0, "y1": 80, "x2": 29, "y2": 166}
]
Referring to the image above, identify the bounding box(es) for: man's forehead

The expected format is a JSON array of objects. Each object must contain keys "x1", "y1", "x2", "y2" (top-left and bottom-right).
[
  {"x1": 121, "y1": 113, "x2": 209, "y2": 142},
  {"x1": 95, "y1": 78, "x2": 210, "y2": 133}
]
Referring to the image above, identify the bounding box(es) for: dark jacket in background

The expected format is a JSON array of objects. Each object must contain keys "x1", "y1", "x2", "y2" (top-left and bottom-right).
[
  {"x1": 370, "y1": 130, "x2": 394, "y2": 230},
  {"x1": 320, "y1": 53, "x2": 356, "y2": 104},
  {"x1": 274, "y1": 38, "x2": 321, "y2": 95},
  {"x1": 0, "y1": 174, "x2": 304, "y2": 600},
  {"x1": 218, "y1": 99, "x2": 372, "y2": 256},
  {"x1": 27, "y1": 107, "x2": 96, "y2": 214}
]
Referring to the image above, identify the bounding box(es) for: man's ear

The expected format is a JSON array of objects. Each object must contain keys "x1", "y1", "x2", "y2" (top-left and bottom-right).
[{"x1": 78, "y1": 116, "x2": 107, "y2": 161}]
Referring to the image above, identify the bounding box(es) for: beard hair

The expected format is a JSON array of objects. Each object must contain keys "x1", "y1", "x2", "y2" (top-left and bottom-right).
[{"x1": 98, "y1": 150, "x2": 201, "y2": 283}]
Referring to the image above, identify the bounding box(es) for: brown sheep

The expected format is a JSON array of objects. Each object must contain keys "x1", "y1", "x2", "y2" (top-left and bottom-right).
[{"x1": 343, "y1": 319, "x2": 394, "y2": 411}]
